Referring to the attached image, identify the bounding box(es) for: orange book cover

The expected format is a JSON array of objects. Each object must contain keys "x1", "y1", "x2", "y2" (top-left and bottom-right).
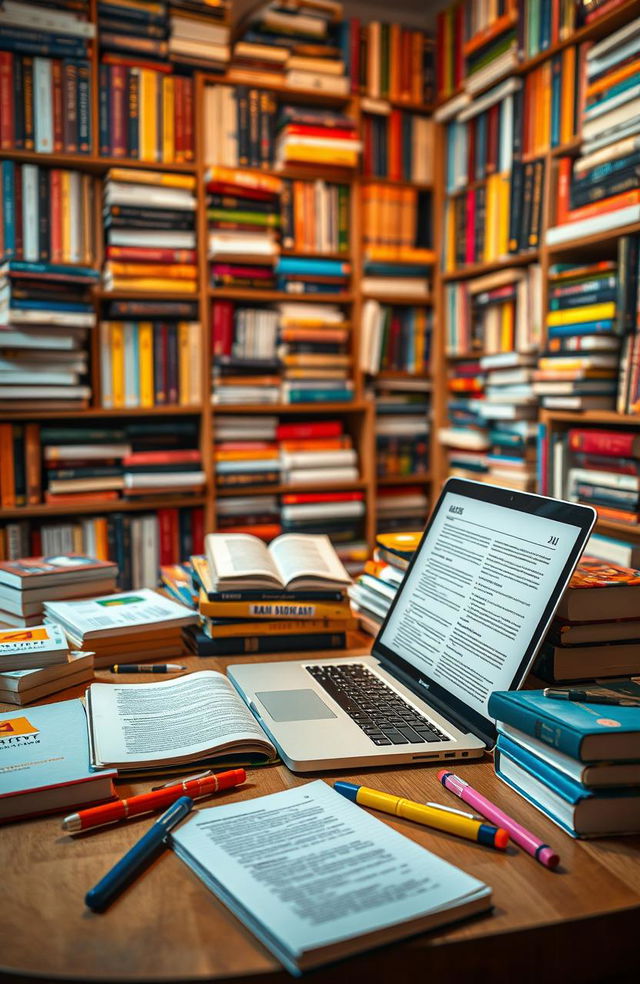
[
  {"x1": 44, "y1": 491, "x2": 121, "y2": 504},
  {"x1": 280, "y1": 327, "x2": 349, "y2": 343},
  {"x1": 279, "y1": 437, "x2": 352, "y2": 451},
  {"x1": 569, "y1": 557, "x2": 640, "y2": 588},
  {"x1": 560, "y1": 46, "x2": 576, "y2": 146},
  {"x1": 206, "y1": 165, "x2": 282, "y2": 195},
  {"x1": 0, "y1": 423, "x2": 15, "y2": 509},
  {"x1": 463, "y1": 11, "x2": 516, "y2": 57},
  {"x1": 556, "y1": 156, "x2": 572, "y2": 224},
  {"x1": 106, "y1": 262, "x2": 198, "y2": 278},
  {"x1": 24, "y1": 423, "x2": 41, "y2": 506},
  {"x1": 566, "y1": 189, "x2": 640, "y2": 223},
  {"x1": 586, "y1": 56, "x2": 640, "y2": 100},
  {"x1": 215, "y1": 448, "x2": 280, "y2": 461}
]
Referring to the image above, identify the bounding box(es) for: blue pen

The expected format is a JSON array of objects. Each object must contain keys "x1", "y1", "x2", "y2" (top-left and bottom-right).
[{"x1": 85, "y1": 796, "x2": 193, "y2": 913}]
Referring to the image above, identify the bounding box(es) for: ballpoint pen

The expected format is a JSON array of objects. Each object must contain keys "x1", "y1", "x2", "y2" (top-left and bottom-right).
[
  {"x1": 85, "y1": 796, "x2": 193, "y2": 912},
  {"x1": 110, "y1": 664, "x2": 187, "y2": 673},
  {"x1": 543, "y1": 687, "x2": 640, "y2": 707}
]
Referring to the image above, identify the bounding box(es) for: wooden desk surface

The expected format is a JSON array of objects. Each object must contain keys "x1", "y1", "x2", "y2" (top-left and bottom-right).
[{"x1": 1, "y1": 641, "x2": 640, "y2": 984}]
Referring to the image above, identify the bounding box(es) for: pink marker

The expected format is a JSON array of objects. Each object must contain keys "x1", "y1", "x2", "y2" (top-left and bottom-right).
[{"x1": 438, "y1": 769, "x2": 560, "y2": 870}]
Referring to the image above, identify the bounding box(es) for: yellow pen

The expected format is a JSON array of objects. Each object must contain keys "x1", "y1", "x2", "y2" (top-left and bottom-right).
[{"x1": 334, "y1": 782, "x2": 509, "y2": 850}]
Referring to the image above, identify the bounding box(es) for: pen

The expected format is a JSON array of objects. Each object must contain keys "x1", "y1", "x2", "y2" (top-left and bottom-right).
[
  {"x1": 110, "y1": 664, "x2": 187, "y2": 673},
  {"x1": 334, "y1": 781, "x2": 509, "y2": 850},
  {"x1": 63, "y1": 768, "x2": 246, "y2": 832},
  {"x1": 85, "y1": 796, "x2": 193, "y2": 912},
  {"x1": 152, "y1": 770, "x2": 213, "y2": 791},
  {"x1": 543, "y1": 687, "x2": 639, "y2": 707},
  {"x1": 438, "y1": 770, "x2": 560, "y2": 870}
]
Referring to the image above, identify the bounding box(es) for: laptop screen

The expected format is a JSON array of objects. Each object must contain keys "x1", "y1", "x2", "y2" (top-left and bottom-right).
[{"x1": 374, "y1": 479, "x2": 595, "y2": 744}]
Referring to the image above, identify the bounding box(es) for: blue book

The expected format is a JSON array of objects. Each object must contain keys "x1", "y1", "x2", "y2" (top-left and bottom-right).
[
  {"x1": 550, "y1": 56, "x2": 561, "y2": 148},
  {"x1": 495, "y1": 737, "x2": 640, "y2": 837},
  {"x1": 0, "y1": 699, "x2": 116, "y2": 822},
  {"x1": 287, "y1": 389, "x2": 353, "y2": 403},
  {"x1": 5, "y1": 260, "x2": 100, "y2": 279},
  {"x1": 547, "y1": 320, "x2": 615, "y2": 338},
  {"x1": 10, "y1": 299, "x2": 93, "y2": 312},
  {"x1": 0, "y1": 26, "x2": 87, "y2": 58},
  {"x1": 275, "y1": 257, "x2": 349, "y2": 276},
  {"x1": 1, "y1": 161, "x2": 15, "y2": 259},
  {"x1": 363, "y1": 262, "x2": 432, "y2": 276},
  {"x1": 487, "y1": 689, "x2": 640, "y2": 762}
]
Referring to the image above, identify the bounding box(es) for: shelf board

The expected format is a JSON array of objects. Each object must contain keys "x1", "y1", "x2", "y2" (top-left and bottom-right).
[
  {"x1": 377, "y1": 474, "x2": 431, "y2": 486},
  {"x1": 546, "y1": 221, "x2": 640, "y2": 254},
  {"x1": 373, "y1": 370, "x2": 431, "y2": 381},
  {"x1": 541, "y1": 410, "x2": 640, "y2": 426},
  {"x1": 0, "y1": 149, "x2": 197, "y2": 174},
  {"x1": 1, "y1": 495, "x2": 207, "y2": 520},
  {"x1": 216, "y1": 480, "x2": 368, "y2": 498},
  {"x1": 441, "y1": 252, "x2": 539, "y2": 281},
  {"x1": 359, "y1": 176, "x2": 433, "y2": 192},
  {"x1": 280, "y1": 249, "x2": 351, "y2": 261},
  {"x1": 209, "y1": 288, "x2": 354, "y2": 302},
  {"x1": 203, "y1": 73, "x2": 353, "y2": 106},
  {"x1": 596, "y1": 518, "x2": 640, "y2": 539},
  {"x1": 361, "y1": 293, "x2": 433, "y2": 305},
  {"x1": 1, "y1": 406, "x2": 204, "y2": 421},
  {"x1": 212, "y1": 400, "x2": 370, "y2": 415}
]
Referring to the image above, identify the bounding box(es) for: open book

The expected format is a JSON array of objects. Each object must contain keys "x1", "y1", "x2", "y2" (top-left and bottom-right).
[
  {"x1": 205, "y1": 533, "x2": 352, "y2": 592},
  {"x1": 85, "y1": 671, "x2": 277, "y2": 773},
  {"x1": 171, "y1": 780, "x2": 492, "y2": 975}
]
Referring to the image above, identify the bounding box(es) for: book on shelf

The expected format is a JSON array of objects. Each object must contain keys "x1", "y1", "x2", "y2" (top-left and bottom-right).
[
  {"x1": 86, "y1": 669, "x2": 278, "y2": 772},
  {"x1": 0, "y1": 698, "x2": 116, "y2": 823},
  {"x1": 354, "y1": 19, "x2": 435, "y2": 105},
  {"x1": 171, "y1": 779, "x2": 491, "y2": 975}
]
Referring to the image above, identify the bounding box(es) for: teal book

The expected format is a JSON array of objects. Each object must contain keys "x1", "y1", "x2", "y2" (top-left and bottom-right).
[
  {"x1": 0, "y1": 699, "x2": 116, "y2": 822},
  {"x1": 487, "y1": 689, "x2": 640, "y2": 762}
]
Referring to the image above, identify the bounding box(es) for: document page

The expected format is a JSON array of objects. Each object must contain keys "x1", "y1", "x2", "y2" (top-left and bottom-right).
[
  {"x1": 379, "y1": 491, "x2": 582, "y2": 716},
  {"x1": 171, "y1": 780, "x2": 490, "y2": 973}
]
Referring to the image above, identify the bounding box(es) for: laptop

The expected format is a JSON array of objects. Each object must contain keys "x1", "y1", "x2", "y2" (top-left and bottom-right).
[{"x1": 228, "y1": 478, "x2": 596, "y2": 772}]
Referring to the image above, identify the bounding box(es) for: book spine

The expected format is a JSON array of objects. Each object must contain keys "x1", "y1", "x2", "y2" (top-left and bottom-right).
[
  {"x1": 99, "y1": 62, "x2": 110, "y2": 156},
  {"x1": 62, "y1": 58, "x2": 77, "y2": 153},
  {"x1": 77, "y1": 59, "x2": 90, "y2": 153},
  {"x1": 199, "y1": 631, "x2": 347, "y2": 655},
  {"x1": 487, "y1": 692, "x2": 583, "y2": 758}
]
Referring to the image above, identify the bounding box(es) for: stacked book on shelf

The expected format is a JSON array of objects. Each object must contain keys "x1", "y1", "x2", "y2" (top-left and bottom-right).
[
  {"x1": 194, "y1": 531, "x2": 355, "y2": 655},
  {"x1": 279, "y1": 300, "x2": 353, "y2": 403},
  {"x1": 546, "y1": 427, "x2": 640, "y2": 529},
  {"x1": 45, "y1": 586, "x2": 198, "y2": 667},
  {"x1": 440, "y1": 359, "x2": 488, "y2": 481},
  {"x1": 97, "y1": 0, "x2": 168, "y2": 58},
  {"x1": 444, "y1": 266, "x2": 543, "y2": 355},
  {"x1": 462, "y1": 4, "x2": 518, "y2": 94},
  {"x1": 274, "y1": 255, "x2": 350, "y2": 294},
  {"x1": 479, "y1": 352, "x2": 538, "y2": 491},
  {"x1": 373, "y1": 377, "x2": 430, "y2": 480},
  {"x1": 280, "y1": 179, "x2": 349, "y2": 254},
  {"x1": 360, "y1": 301, "x2": 431, "y2": 375},
  {"x1": 102, "y1": 169, "x2": 198, "y2": 293},
  {"x1": 361, "y1": 108, "x2": 434, "y2": 182},
  {"x1": 206, "y1": 166, "x2": 281, "y2": 289},
  {"x1": 0, "y1": 260, "x2": 98, "y2": 410},
  {"x1": 0, "y1": 619, "x2": 95, "y2": 705},
  {"x1": 0, "y1": 554, "x2": 117, "y2": 628},
  {"x1": 361, "y1": 184, "x2": 433, "y2": 297},
  {"x1": 214, "y1": 413, "x2": 281, "y2": 487},
  {"x1": 547, "y1": 16, "x2": 640, "y2": 245},
  {"x1": 490, "y1": 688, "x2": 640, "y2": 838},
  {"x1": 168, "y1": 0, "x2": 230, "y2": 72},
  {"x1": 276, "y1": 104, "x2": 360, "y2": 170},
  {"x1": 349, "y1": 531, "x2": 417, "y2": 637},
  {"x1": 0, "y1": 0, "x2": 94, "y2": 155},
  {"x1": 376, "y1": 487, "x2": 428, "y2": 533},
  {"x1": 278, "y1": 416, "x2": 357, "y2": 485},
  {"x1": 212, "y1": 301, "x2": 280, "y2": 406},
  {"x1": 535, "y1": 260, "x2": 621, "y2": 412},
  {"x1": 231, "y1": 0, "x2": 347, "y2": 94},
  {"x1": 353, "y1": 20, "x2": 435, "y2": 104},
  {"x1": 216, "y1": 494, "x2": 281, "y2": 540}
]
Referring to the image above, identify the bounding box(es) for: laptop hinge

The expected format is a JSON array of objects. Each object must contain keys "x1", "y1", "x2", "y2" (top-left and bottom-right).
[{"x1": 376, "y1": 655, "x2": 493, "y2": 748}]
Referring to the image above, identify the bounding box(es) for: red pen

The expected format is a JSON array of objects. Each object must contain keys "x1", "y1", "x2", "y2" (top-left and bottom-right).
[{"x1": 61, "y1": 768, "x2": 247, "y2": 833}]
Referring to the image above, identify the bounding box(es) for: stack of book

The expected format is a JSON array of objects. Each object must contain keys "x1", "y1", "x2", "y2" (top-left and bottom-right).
[
  {"x1": 168, "y1": 0, "x2": 230, "y2": 71},
  {"x1": 348, "y1": 531, "x2": 417, "y2": 637},
  {"x1": 0, "y1": 554, "x2": 117, "y2": 628},
  {"x1": 354, "y1": 20, "x2": 435, "y2": 104},
  {"x1": 580, "y1": 529, "x2": 640, "y2": 570},
  {"x1": 214, "y1": 417, "x2": 281, "y2": 489},
  {"x1": 211, "y1": 303, "x2": 279, "y2": 406},
  {"x1": 206, "y1": 166, "x2": 281, "y2": 288},
  {"x1": 535, "y1": 260, "x2": 620, "y2": 411},
  {"x1": 617, "y1": 236, "x2": 640, "y2": 415},
  {"x1": 194, "y1": 531, "x2": 354, "y2": 655},
  {"x1": 562, "y1": 427, "x2": 640, "y2": 528},
  {"x1": 445, "y1": 266, "x2": 543, "y2": 356},
  {"x1": 361, "y1": 109, "x2": 434, "y2": 183},
  {"x1": 547, "y1": 16, "x2": 640, "y2": 245},
  {"x1": 280, "y1": 179, "x2": 350, "y2": 254},
  {"x1": 98, "y1": 58, "x2": 194, "y2": 162},
  {"x1": 203, "y1": 85, "x2": 278, "y2": 167},
  {"x1": 279, "y1": 417, "x2": 357, "y2": 485},
  {"x1": 532, "y1": 556, "x2": 640, "y2": 684},
  {"x1": 103, "y1": 169, "x2": 198, "y2": 293},
  {"x1": 0, "y1": 162, "x2": 96, "y2": 265},
  {"x1": 232, "y1": 0, "x2": 347, "y2": 95},
  {"x1": 0, "y1": 622, "x2": 94, "y2": 706},
  {"x1": 45, "y1": 587, "x2": 198, "y2": 667},
  {"x1": 362, "y1": 184, "x2": 433, "y2": 265},
  {"x1": 279, "y1": 300, "x2": 353, "y2": 403},
  {"x1": 216, "y1": 494, "x2": 281, "y2": 541},
  {"x1": 376, "y1": 486, "x2": 428, "y2": 533},
  {"x1": 463, "y1": 5, "x2": 518, "y2": 94},
  {"x1": 274, "y1": 256, "x2": 350, "y2": 295},
  {"x1": 360, "y1": 301, "x2": 431, "y2": 374},
  {"x1": 439, "y1": 358, "x2": 488, "y2": 480},
  {"x1": 373, "y1": 377, "x2": 430, "y2": 480},
  {"x1": 275, "y1": 105, "x2": 361, "y2": 170},
  {"x1": 0, "y1": 260, "x2": 98, "y2": 410},
  {"x1": 280, "y1": 490, "x2": 365, "y2": 543},
  {"x1": 97, "y1": 0, "x2": 168, "y2": 59},
  {"x1": 0, "y1": 1, "x2": 94, "y2": 155},
  {"x1": 121, "y1": 446, "x2": 205, "y2": 500},
  {"x1": 490, "y1": 688, "x2": 640, "y2": 838},
  {"x1": 478, "y1": 352, "x2": 538, "y2": 490}
]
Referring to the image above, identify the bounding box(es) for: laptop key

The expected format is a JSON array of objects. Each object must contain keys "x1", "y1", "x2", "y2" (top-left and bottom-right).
[
  {"x1": 371, "y1": 737, "x2": 393, "y2": 745},
  {"x1": 381, "y1": 730, "x2": 410, "y2": 744}
]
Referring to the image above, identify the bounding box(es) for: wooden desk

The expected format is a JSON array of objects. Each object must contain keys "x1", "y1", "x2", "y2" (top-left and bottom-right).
[{"x1": 1, "y1": 644, "x2": 640, "y2": 984}]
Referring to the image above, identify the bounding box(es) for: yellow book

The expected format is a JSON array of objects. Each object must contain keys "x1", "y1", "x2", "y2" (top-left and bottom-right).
[
  {"x1": 140, "y1": 69, "x2": 157, "y2": 162},
  {"x1": 105, "y1": 277, "x2": 197, "y2": 293},
  {"x1": 188, "y1": 321, "x2": 202, "y2": 405},
  {"x1": 110, "y1": 322, "x2": 125, "y2": 408},
  {"x1": 106, "y1": 263, "x2": 198, "y2": 278},
  {"x1": 205, "y1": 617, "x2": 357, "y2": 639},
  {"x1": 500, "y1": 301, "x2": 514, "y2": 350},
  {"x1": 365, "y1": 245, "x2": 436, "y2": 264},
  {"x1": 282, "y1": 145, "x2": 358, "y2": 166},
  {"x1": 94, "y1": 517, "x2": 110, "y2": 560},
  {"x1": 499, "y1": 173, "x2": 510, "y2": 257},
  {"x1": 162, "y1": 75, "x2": 175, "y2": 163},
  {"x1": 178, "y1": 321, "x2": 190, "y2": 406},
  {"x1": 138, "y1": 321, "x2": 154, "y2": 408},
  {"x1": 484, "y1": 176, "x2": 495, "y2": 263},
  {"x1": 547, "y1": 303, "x2": 616, "y2": 326},
  {"x1": 199, "y1": 593, "x2": 352, "y2": 620},
  {"x1": 60, "y1": 170, "x2": 71, "y2": 263},
  {"x1": 106, "y1": 167, "x2": 195, "y2": 190}
]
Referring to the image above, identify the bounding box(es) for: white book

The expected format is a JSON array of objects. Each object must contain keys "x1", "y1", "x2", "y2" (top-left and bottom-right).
[
  {"x1": 361, "y1": 277, "x2": 428, "y2": 296},
  {"x1": 22, "y1": 164, "x2": 39, "y2": 262},
  {"x1": 0, "y1": 384, "x2": 90, "y2": 399},
  {"x1": 104, "y1": 183, "x2": 196, "y2": 210},
  {"x1": 283, "y1": 466, "x2": 358, "y2": 483},
  {"x1": 465, "y1": 47, "x2": 518, "y2": 94},
  {"x1": 574, "y1": 136, "x2": 640, "y2": 175},
  {"x1": 457, "y1": 76, "x2": 521, "y2": 122},
  {"x1": 8, "y1": 309, "x2": 95, "y2": 327},
  {"x1": 434, "y1": 90, "x2": 471, "y2": 123},
  {"x1": 123, "y1": 471, "x2": 206, "y2": 489},
  {"x1": 205, "y1": 531, "x2": 350, "y2": 591},
  {"x1": 0, "y1": 652, "x2": 94, "y2": 706},
  {"x1": 44, "y1": 588, "x2": 197, "y2": 641},
  {"x1": 587, "y1": 14, "x2": 640, "y2": 61},
  {"x1": 479, "y1": 351, "x2": 536, "y2": 369},
  {"x1": 170, "y1": 15, "x2": 229, "y2": 44},
  {"x1": 438, "y1": 428, "x2": 489, "y2": 450},
  {"x1": 546, "y1": 205, "x2": 640, "y2": 244},
  {"x1": 99, "y1": 321, "x2": 113, "y2": 409},
  {"x1": 587, "y1": 31, "x2": 640, "y2": 79},
  {"x1": 281, "y1": 501, "x2": 365, "y2": 521},
  {"x1": 216, "y1": 459, "x2": 280, "y2": 475},
  {"x1": 279, "y1": 135, "x2": 360, "y2": 150},
  {"x1": 0, "y1": 329, "x2": 82, "y2": 350},
  {"x1": 123, "y1": 321, "x2": 137, "y2": 408},
  {"x1": 0, "y1": 1, "x2": 95, "y2": 36},
  {"x1": 582, "y1": 117, "x2": 640, "y2": 155},
  {"x1": 568, "y1": 467, "x2": 640, "y2": 492},
  {"x1": 0, "y1": 623, "x2": 69, "y2": 671},
  {"x1": 542, "y1": 395, "x2": 616, "y2": 410},
  {"x1": 0, "y1": 368, "x2": 79, "y2": 385},
  {"x1": 68, "y1": 171, "x2": 81, "y2": 264},
  {"x1": 486, "y1": 368, "x2": 534, "y2": 385},
  {"x1": 107, "y1": 230, "x2": 196, "y2": 249},
  {"x1": 584, "y1": 84, "x2": 640, "y2": 121},
  {"x1": 285, "y1": 70, "x2": 349, "y2": 95},
  {"x1": 582, "y1": 98, "x2": 640, "y2": 142},
  {"x1": 479, "y1": 403, "x2": 538, "y2": 419},
  {"x1": 44, "y1": 443, "x2": 130, "y2": 461},
  {"x1": 33, "y1": 57, "x2": 53, "y2": 153}
]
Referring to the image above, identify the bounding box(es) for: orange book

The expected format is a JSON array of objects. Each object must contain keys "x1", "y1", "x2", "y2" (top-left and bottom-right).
[
  {"x1": 566, "y1": 189, "x2": 640, "y2": 223},
  {"x1": 106, "y1": 262, "x2": 198, "y2": 278},
  {"x1": 215, "y1": 523, "x2": 282, "y2": 541},
  {"x1": 206, "y1": 165, "x2": 282, "y2": 195},
  {"x1": 293, "y1": 180, "x2": 305, "y2": 251},
  {"x1": 586, "y1": 56, "x2": 640, "y2": 100},
  {"x1": 215, "y1": 448, "x2": 280, "y2": 461},
  {"x1": 45, "y1": 491, "x2": 121, "y2": 504},
  {"x1": 105, "y1": 168, "x2": 196, "y2": 190},
  {"x1": 280, "y1": 327, "x2": 349, "y2": 343},
  {"x1": 365, "y1": 245, "x2": 436, "y2": 263},
  {"x1": 389, "y1": 23, "x2": 401, "y2": 102},
  {"x1": 0, "y1": 423, "x2": 15, "y2": 509},
  {"x1": 463, "y1": 11, "x2": 516, "y2": 57},
  {"x1": 411, "y1": 30, "x2": 423, "y2": 104},
  {"x1": 24, "y1": 423, "x2": 41, "y2": 506},
  {"x1": 560, "y1": 46, "x2": 576, "y2": 146},
  {"x1": 279, "y1": 437, "x2": 352, "y2": 451},
  {"x1": 94, "y1": 518, "x2": 110, "y2": 560}
]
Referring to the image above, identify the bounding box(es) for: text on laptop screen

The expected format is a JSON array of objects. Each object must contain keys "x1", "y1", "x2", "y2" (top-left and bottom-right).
[{"x1": 378, "y1": 491, "x2": 582, "y2": 719}]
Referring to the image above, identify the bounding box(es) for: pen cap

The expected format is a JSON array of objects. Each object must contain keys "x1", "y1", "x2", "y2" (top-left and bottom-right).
[{"x1": 334, "y1": 781, "x2": 359, "y2": 803}]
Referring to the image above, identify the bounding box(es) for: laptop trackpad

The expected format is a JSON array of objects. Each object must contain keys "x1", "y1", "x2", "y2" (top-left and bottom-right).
[{"x1": 255, "y1": 689, "x2": 337, "y2": 722}]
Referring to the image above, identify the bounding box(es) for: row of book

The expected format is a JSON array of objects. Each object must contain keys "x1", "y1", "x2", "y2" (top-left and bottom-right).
[
  {"x1": 0, "y1": 419, "x2": 205, "y2": 510},
  {"x1": 0, "y1": 161, "x2": 95, "y2": 264},
  {"x1": 281, "y1": 178, "x2": 349, "y2": 255},
  {"x1": 360, "y1": 301, "x2": 431, "y2": 375},
  {"x1": 207, "y1": 166, "x2": 280, "y2": 287},
  {"x1": 373, "y1": 377, "x2": 430, "y2": 480},
  {"x1": 361, "y1": 108, "x2": 434, "y2": 183},
  {"x1": 216, "y1": 488, "x2": 365, "y2": 544},
  {"x1": 352, "y1": 21, "x2": 434, "y2": 105},
  {"x1": 361, "y1": 183, "x2": 433, "y2": 261}
]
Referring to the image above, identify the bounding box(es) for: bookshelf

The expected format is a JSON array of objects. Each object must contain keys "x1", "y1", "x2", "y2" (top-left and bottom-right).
[{"x1": 432, "y1": 0, "x2": 640, "y2": 556}]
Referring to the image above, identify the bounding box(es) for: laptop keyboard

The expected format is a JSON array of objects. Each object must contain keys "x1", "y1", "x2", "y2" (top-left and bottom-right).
[{"x1": 305, "y1": 663, "x2": 450, "y2": 746}]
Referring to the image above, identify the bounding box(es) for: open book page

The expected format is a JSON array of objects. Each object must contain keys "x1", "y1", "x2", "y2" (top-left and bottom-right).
[
  {"x1": 269, "y1": 534, "x2": 351, "y2": 589},
  {"x1": 87, "y1": 671, "x2": 275, "y2": 769},
  {"x1": 206, "y1": 535, "x2": 282, "y2": 586},
  {"x1": 171, "y1": 780, "x2": 491, "y2": 974}
]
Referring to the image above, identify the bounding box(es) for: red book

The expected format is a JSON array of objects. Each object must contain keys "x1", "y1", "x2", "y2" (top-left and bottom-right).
[
  {"x1": 388, "y1": 110, "x2": 401, "y2": 182},
  {"x1": 568, "y1": 429, "x2": 640, "y2": 457},
  {"x1": 191, "y1": 506, "x2": 204, "y2": 555},
  {"x1": 102, "y1": 54, "x2": 172, "y2": 72},
  {"x1": 110, "y1": 64, "x2": 127, "y2": 158},
  {"x1": 276, "y1": 420, "x2": 343, "y2": 440},
  {"x1": 0, "y1": 423, "x2": 15, "y2": 509},
  {"x1": 281, "y1": 491, "x2": 364, "y2": 504},
  {"x1": 211, "y1": 300, "x2": 233, "y2": 358},
  {"x1": 45, "y1": 491, "x2": 121, "y2": 504},
  {"x1": 556, "y1": 156, "x2": 572, "y2": 225},
  {"x1": 0, "y1": 52, "x2": 14, "y2": 150},
  {"x1": 183, "y1": 76, "x2": 194, "y2": 162},
  {"x1": 122, "y1": 450, "x2": 201, "y2": 466},
  {"x1": 349, "y1": 17, "x2": 360, "y2": 94},
  {"x1": 174, "y1": 75, "x2": 185, "y2": 163},
  {"x1": 486, "y1": 104, "x2": 499, "y2": 174},
  {"x1": 206, "y1": 182, "x2": 276, "y2": 202},
  {"x1": 106, "y1": 246, "x2": 197, "y2": 264},
  {"x1": 50, "y1": 169, "x2": 62, "y2": 263},
  {"x1": 467, "y1": 118, "x2": 475, "y2": 184},
  {"x1": 551, "y1": 0, "x2": 560, "y2": 44},
  {"x1": 285, "y1": 125, "x2": 356, "y2": 140},
  {"x1": 51, "y1": 59, "x2": 64, "y2": 153},
  {"x1": 158, "y1": 508, "x2": 179, "y2": 565},
  {"x1": 212, "y1": 264, "x2": 273, "y2": 277},
  {"x1": 586, "y1": 0, "x2": 627, "y2": 21}
]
